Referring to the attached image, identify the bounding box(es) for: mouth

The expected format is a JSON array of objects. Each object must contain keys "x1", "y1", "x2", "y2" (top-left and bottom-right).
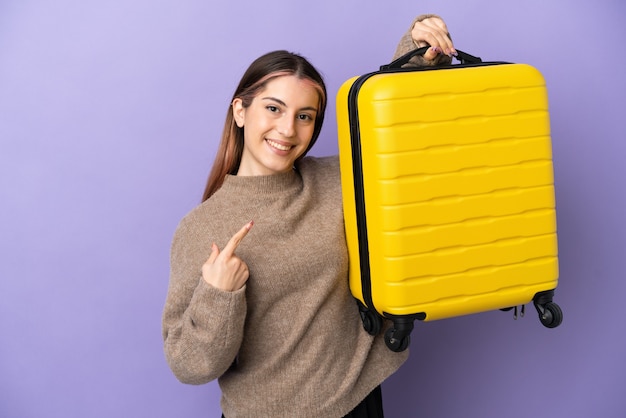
[{"x1": 266, "y1": 138, "x2": 294, "y2": 152}]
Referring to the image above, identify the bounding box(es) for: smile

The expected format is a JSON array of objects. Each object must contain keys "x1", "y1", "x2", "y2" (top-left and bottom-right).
[{"x1": 266, "y1": 139, "x2": 293, "y2": 152}]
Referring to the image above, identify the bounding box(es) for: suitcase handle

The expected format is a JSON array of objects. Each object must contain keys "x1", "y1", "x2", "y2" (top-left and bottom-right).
[{"x1": 380, "y1": 46, "x2": 482, "y2": 70}]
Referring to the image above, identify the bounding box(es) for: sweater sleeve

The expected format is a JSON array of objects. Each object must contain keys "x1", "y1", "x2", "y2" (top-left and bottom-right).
[
  {"x1": 162, "y1": 217, "x2": 247, "y2": 385},
  {"x1": 391, "y1": 14, "x2": 453, "y2": 67}
]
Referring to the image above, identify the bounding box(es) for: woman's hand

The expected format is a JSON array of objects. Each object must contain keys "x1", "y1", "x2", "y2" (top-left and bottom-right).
[
  {"x1": 202, "y1": 221, "x2": 253, "y2": 292},
  {"x1": 412, "y1": 16, "x2": 456, "y2": 60}
]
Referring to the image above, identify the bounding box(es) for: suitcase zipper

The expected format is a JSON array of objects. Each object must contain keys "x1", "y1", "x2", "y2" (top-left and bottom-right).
[{"x1": 346, "y1": 71, "x2": 380, "y2": 312}]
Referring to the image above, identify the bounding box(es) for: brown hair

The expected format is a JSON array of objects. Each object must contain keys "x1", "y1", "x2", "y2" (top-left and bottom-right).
[{"x1": 201, "y1": 50, "x2": 327, "y2": 201}]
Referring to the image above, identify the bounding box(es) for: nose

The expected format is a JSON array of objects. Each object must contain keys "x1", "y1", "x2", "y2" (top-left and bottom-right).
[{"x1": 277, "y1": 115, "x2": 295, "y2": 138}]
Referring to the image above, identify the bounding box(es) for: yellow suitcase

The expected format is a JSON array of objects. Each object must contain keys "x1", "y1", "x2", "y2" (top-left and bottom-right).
[{"x1": 337, "y1": 48, "x2": 563, "y2": 352}]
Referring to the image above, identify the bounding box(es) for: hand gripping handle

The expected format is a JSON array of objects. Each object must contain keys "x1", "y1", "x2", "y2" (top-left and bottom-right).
[{"x1": 380, "y1": 46, "x2": 482, "y2": 71}]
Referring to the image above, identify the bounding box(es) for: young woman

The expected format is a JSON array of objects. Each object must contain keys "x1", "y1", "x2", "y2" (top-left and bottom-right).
[{"x1": 162, "y1": 14, "x2": 454, "y2": 418}]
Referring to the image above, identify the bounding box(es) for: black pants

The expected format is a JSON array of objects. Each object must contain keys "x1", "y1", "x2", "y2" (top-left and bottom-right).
[
  {"x1": 221, "y1": 385, "x2": 384, "y2": 418},
  {"x1": 343, "y1": 385, "x2": 384, "y2": 418}
]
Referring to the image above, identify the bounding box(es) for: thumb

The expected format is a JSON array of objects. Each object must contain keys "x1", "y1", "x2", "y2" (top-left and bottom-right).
[
  {"x1": 207, "y1": 243, "x2": 219, "y2": 264},
  {"x1": 423, "y1": 46, "x2": 441, "y2": 61}
]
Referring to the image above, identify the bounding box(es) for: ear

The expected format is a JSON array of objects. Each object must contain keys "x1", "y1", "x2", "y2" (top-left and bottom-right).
[{"x1": 232, "y1": 98, "x2": 245, "y2": 128}]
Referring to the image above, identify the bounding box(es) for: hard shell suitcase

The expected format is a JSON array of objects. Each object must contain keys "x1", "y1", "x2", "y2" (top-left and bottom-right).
[{"x1": 336, "y1": 48, "x2": 563, "y2": 352}]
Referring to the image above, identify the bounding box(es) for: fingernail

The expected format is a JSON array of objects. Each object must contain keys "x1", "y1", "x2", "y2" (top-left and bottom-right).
[{"x1": 246, "y1": 220, "x2": 254, "y2": 230}]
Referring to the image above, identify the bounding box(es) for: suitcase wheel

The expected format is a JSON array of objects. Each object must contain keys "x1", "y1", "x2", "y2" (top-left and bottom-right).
[
  {"x1": 533, "y1": 290, "x2": 563, "y2": 329},
  {"x1": 361, "y1": 310, "x2": 383, "y2": 336},
  {"x1": 385, "y1": 327, "x2": 411, "y2": 352},
  {"x1": 384, "y1": 317, "x2": 415, "y2": 352},
  {"x1": 357, "y1": 301, "x2": 383, "y2": 336},
  {"x1": 538, "y1": 302, "x2": 563, "y2": 328}
]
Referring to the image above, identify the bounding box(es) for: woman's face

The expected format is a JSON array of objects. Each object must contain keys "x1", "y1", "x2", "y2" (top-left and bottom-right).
[{"x1": 233, "y1": 75, "x2": 320, "y2": 176}]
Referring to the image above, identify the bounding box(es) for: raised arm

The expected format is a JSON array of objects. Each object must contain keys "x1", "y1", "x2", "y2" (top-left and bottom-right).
[{"x1": 392, "y1": 14, "x2": 456, "y2": 67}]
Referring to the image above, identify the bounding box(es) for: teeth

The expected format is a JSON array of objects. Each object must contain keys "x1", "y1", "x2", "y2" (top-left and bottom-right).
[{"x1": 267, "y1": 139, "x2": 292, "y2": 151}]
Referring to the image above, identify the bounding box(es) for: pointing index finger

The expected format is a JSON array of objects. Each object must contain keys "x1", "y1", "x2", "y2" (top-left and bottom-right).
[{"x1": 221, "y1": 220, "x2": 254, "y2": 257}]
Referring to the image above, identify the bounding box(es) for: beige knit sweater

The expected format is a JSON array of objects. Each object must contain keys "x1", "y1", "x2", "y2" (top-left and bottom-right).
[{"x1": 163, "y1": 157, "x2": 407, "y2": 417}]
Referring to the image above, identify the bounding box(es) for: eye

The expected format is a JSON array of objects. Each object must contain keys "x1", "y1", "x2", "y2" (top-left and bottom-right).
[
  {"x1": 298, "y1": 113, "x2": 314, "y2": 122},
  {"x1": 266, "y1": 105, "x2": 279, "y2": 113}
]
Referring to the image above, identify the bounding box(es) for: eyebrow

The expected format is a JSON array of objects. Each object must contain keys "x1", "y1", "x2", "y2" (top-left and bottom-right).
[{"x1": 261, "y1": 96, "x2": 318, "y2": 113}]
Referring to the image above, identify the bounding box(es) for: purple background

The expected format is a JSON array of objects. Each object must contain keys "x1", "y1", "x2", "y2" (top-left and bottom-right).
[{"x1": 1, "y1": 0, "x2": 624, "y2": 417}]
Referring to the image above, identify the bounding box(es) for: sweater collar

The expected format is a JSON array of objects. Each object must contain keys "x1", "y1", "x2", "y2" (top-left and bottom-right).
[{"x1": 220, "y1": 167, "x2": 302, "y2": 196}]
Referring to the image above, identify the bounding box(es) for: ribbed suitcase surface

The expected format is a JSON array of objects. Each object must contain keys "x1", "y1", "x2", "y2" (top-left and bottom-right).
[{"x1": 337, "y1": 56, "x2": 562, "y2": 351}]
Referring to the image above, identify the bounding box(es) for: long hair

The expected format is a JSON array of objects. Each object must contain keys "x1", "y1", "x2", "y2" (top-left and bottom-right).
[{"x1": 201, "y1": 50, "x2": 327, "y2": 202}]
